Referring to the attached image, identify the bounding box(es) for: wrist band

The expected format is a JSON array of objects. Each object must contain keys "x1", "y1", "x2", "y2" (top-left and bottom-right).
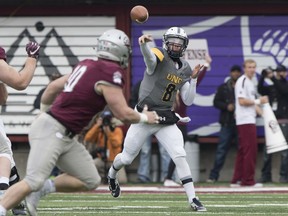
[
  {"x1": 254, "y1": 99, "x2": 261, "y2": 105},
  {"x1": 190, "y1": 77, "x2": 197, "y2": 83},
  {"x1": 40, "y1": 103, "x2": 51, "y2": 112},
  {"x1": 139, "y1": 113, "x2": 148, "y2": 123},
  {"x1": 29, "y1": 55, "x2": 39, "y2": 60}
]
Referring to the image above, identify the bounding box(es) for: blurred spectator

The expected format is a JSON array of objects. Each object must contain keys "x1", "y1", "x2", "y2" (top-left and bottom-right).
[
  {"x1": 257, "y1": 65, "x2": 288, "y2": 183},
  {"x1": 82, "y1": 110, "x2": 127, "y2": 184},
  {"x1": 207, "y1": 65, "x2": 242, "y2": 183},
  {"x1": 129, "y1": 80, "x2": 170, "y2": 183},
  {"x1": 231, "y1": 59, "x2": 268, "y2": 187}
]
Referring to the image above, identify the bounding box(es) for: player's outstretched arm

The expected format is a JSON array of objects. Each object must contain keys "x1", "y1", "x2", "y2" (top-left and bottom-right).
[
  {"x1": 138, "y1": 35, "x2": 157, "y2": 75},
  {"x1": 0, "y1": 42, "x2": 40, "y2": 90},
  {"x1": 100, "y1": 84, "x2": 158, "y2": 124}
]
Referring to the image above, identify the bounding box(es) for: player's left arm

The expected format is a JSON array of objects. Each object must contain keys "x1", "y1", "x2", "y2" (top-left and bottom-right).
[
  {"x1": 179, "y1": 79, "x2": 197, "y2": 106},
  {"x1": 180, "y1": 64, "x2": 204, "y2": 106},
  {"x1": 41, "y1": 74, "x2": 69, "y2": 110}
]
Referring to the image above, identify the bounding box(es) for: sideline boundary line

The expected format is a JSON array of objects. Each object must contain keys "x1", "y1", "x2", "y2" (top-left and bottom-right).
[{"x1": 95, "y1": 185, "x2": 288, "y2": 194}]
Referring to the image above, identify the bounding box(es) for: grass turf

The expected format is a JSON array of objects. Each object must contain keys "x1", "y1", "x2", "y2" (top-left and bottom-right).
[{"x1": 9, "y1": 191, "x2": 288, "y2": 215}]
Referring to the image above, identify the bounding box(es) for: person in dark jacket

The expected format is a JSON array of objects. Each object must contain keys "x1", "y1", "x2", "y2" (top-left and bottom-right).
[
  {"x1": 207, "y1": 65, "x2": 242, "y2": 182},
  {"x1": 258, "y1": 65, "x2": 288, "y2": 183}
]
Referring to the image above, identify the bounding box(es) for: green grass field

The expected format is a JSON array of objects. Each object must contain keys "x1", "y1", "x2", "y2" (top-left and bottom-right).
[{"x1": 7, "y1": 186, "x2": 288, "y2": 216}]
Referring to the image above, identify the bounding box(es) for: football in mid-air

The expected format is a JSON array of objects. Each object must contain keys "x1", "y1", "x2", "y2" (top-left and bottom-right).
[{"x1": 130, "y1": 5, "x2": 149, "y2": 24}]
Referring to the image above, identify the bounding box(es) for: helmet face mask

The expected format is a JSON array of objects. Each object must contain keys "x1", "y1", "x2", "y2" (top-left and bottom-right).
[
  {"x1": 95, "y1": 29, "x2": 132, "y2": 69},
  {"x1": 163, "y1": 27, "x2": 189, "y2": 59}
]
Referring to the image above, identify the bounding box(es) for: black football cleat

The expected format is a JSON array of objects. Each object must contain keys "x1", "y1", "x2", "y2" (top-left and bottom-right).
[
  {"x1": 190, "y1": 197, "x2": 207, "y2": 212},
  {"x1": 107, "y1": 176, "x2": 121, "y2": 198},
  {"x1": 12, "y1": 201, "x2": 27, "y2": 215}
]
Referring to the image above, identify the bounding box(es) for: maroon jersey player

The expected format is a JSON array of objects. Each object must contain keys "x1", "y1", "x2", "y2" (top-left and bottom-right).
[
  {"x1": 0, "y1": 29, "x2": 158, "y2": 216},
  {"x1": 50, "y1": 59, "x2": 127, "y2": 134}
]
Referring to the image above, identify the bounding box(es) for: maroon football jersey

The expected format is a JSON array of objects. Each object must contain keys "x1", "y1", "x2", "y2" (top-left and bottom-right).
[
  {"x1": 0, "y1": 47, "x2": 6, "y2": 61},
  {"x1": 50, "y1": 59, "x2": 125, "y2": 134}
]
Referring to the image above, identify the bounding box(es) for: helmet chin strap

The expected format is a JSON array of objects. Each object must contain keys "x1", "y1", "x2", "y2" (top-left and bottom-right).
[
  {"x1": 171, "y1": 56, "x2": 180, "y2": 61},
  {"x1": 119, "y1": 57, "x2": 128, "y2": 69},
  {"x1": 167, "y1": 48, "x2": 183, "y2": 59}
]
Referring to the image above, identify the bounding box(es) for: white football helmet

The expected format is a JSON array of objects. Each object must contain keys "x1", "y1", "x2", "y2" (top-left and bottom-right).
[
  {"x1": 163, "y1": 27, "x2": 189, "y2": 58},
  {"x1": 96, "y1": 29, "x2": 132, "y2": 69}
]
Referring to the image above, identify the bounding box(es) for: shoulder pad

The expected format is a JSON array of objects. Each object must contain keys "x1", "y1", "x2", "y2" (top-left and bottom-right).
[{"x1": 151, "y1": 47, "x2": 164, "y2": 62}]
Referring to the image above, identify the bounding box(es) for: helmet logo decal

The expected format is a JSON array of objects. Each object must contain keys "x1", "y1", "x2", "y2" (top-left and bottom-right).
[{"x1": 123, "y1": 36, "x2": 130, "y2": 46}]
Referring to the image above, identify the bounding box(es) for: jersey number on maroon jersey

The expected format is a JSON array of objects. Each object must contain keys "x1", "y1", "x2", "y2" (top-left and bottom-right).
[{"x1": 64, "y1": 65, "x2": 87, "y2": 92}]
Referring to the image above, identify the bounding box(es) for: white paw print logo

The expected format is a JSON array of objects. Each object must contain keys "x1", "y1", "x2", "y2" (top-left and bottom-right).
[{"x1": 253, "y1": 29, "x2": 288, "y2": 65}]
